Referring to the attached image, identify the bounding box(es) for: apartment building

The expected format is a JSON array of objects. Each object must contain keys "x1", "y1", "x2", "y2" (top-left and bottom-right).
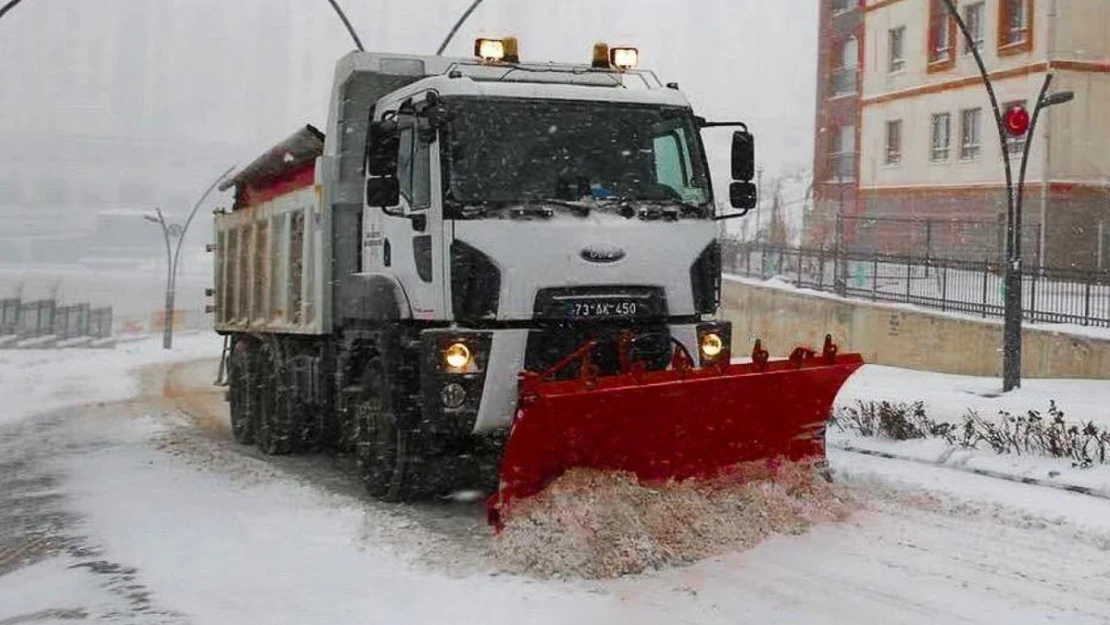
[
  {"x1": 812, "y1": 0, "x2": 1110, "y2": 269},
  {"x1": 811, "y1": 0, "x2": 865, "y2": 250}
]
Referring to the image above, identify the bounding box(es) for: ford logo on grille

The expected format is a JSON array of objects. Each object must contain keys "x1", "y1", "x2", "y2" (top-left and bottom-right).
[{"x1": 580, "y1": 246, "x2": 626, "y2": 264}]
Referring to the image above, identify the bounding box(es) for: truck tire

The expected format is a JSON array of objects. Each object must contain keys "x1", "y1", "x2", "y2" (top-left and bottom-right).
[
  {"x1": 354, "y1": 356, "x2": 422, "y2": 502},
  {"x1": 228, "y1": 342, "x2": 255, "y2": 445},
  {"x1": 255, "y1": 343, "x2": 298, "y2": 456}
]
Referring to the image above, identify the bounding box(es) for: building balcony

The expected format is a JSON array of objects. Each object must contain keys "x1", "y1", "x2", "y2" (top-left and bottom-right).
[
  {"x1": 830, "y1": 67, "x2": 858, "y2": 96},
  {"x1": 827, "y1": 152, "x2": 857, "y2": 181}
]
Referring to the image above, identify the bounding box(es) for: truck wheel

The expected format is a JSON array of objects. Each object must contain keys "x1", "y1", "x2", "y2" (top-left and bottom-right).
[
  {"x1": 354, "y1": 357, "x2": 414, "y2": 501},
  {"x1": 228, "y1": 343, "x2": 255, "y2": 445},
  {"x1": 255, "y1": 345, "x2": 297, "y2": 456}
]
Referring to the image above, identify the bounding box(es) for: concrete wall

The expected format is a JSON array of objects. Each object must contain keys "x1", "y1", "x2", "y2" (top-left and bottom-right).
[{"x1": 721, "y1": 278, "x2": 1110, "y2": 379}]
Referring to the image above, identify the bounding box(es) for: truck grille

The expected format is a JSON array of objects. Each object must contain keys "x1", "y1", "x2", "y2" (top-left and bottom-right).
[
  {"x1": 523, "y1": 323, "x2": 672, "y2": 380},
  {"x1": 533, "y1": 286, "x2": 667, "y2": 322}
]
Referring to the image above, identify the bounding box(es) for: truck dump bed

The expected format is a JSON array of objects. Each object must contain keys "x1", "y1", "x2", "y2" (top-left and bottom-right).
[{"x1": 212, "y1": 125, "x2": 325, "y2": 335}]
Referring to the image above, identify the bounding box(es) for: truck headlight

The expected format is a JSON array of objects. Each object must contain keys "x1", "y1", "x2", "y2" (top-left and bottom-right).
[
  {"x1": 696, "y1": 322, "x2": 732, "y2": 366},
  {"x1": 444, "y1": 343, "x2": 472, "y2": 369},
  {"x1": 699, "y1": 332, "x2": 724, "y2": 359}
]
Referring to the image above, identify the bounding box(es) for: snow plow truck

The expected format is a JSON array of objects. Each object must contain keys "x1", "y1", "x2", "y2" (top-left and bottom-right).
[{"x1": 210, "y1": 39, "x2": 864, "y2": 528}]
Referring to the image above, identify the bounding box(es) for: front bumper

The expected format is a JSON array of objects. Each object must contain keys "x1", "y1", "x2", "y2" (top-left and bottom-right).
[{"x1": 457, "y1": 322, "x2": 725, "y2": 434}]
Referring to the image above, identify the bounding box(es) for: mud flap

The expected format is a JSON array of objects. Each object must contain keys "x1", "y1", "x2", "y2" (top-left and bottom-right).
[{"x1": 487, "y1": 336, "x2": 864, "y2": 530}]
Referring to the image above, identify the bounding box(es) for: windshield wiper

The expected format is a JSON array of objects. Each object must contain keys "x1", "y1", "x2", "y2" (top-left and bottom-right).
[
  {"x1": 448, "y1": 200, "x2": 557, "y2": 220},
  {"x1": 533, "y1": 199, "x2": 592, "y2": 217},
  {"x1": 447, "y1": 197, "x2": 710, "y2": 221},
  {"x1": 589, "y1": 197, "x2": 712, "y2": 221}
]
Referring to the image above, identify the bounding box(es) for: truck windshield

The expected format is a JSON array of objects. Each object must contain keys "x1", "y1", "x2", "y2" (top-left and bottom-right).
[{"x1": 442, "y1": 98, "x2": 712, "y2": 216}]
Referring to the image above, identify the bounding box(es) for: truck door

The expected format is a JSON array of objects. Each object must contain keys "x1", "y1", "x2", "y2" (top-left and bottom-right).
[{"x1": 383, "y1": 113, "x2": 445, "y2": 320}]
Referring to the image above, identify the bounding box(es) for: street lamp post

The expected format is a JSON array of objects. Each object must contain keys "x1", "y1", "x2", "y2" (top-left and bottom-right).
[
  {"x1": 0, "y1": 0, "x2": 26, "y2": 23},
  {"x1": 437, "y1": 0, "x2": 488, "y2": 55},
  {"x1": 145, "y1": 165, "x2": 235, "y2": 349},
  {"x1": 323, "y1": 0, "x2": 364, "y2": 51},
  {"x1": 940, "y1": 0, "x2": 1074, "y2": 391}
]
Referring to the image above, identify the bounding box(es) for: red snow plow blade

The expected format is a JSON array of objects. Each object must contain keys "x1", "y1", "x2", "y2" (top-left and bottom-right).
[{"x1": 487, "y1": 334, "x2": 864, "y2": 530}]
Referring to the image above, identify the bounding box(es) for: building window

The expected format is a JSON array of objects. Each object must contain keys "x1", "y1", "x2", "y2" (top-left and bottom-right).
[
  {"x1": 889, "y1": 27, "x2": 906, "y2": 72},
  {"x1": 1000, "y1": 0, "x2": 1030, "y2": 47},
  {"x1": 927, "y1": 0, "x2": 956, "y2": 70},
  {"x1": 885, "y1": 120, "x2": 903, "y2": 165},
  {"x1": 833, "y1": 37, "x2": 859, "y2": 95},
  {"x1": 1003, "y1": 100, "x2": 1028, "y2": 155},
  {"x1": 931, "y1": 113, "x2": 951, "y2": 161},
  {"x1": 832, "y1": 0, "x2": 854, "y2": 14},
  {"x1": 829, "y1": 125, "x2": 856, "y2": 180},
  {"x1": 960, "y1": 108, "x2": 982, "y2": 160},
  {"x1": 928, "y1": 0, "x2": 950, "y2": 62},
  {"x1": 963, "y1": 2, "x2": 985, "y2": 54}
]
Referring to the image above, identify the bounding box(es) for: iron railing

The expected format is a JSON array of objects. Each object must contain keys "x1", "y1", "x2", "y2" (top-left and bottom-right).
[{"x1": 723, "y1": 242, "x2": 1110, "y2": 328}]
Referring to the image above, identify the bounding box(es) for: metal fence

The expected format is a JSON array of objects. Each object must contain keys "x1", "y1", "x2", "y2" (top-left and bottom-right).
[
  {"x1": 18, "y1": 300, "x2": 56, "y2": 338},
  {"x1": 0, "y1": 299, "x2": 114, "y2": 342},
  {"x1": 0, "y1": 298, "x2": 17, "y2": 335},
  {"x1": 723, "y1": 242, "x2": 1110, "y2": 328}
]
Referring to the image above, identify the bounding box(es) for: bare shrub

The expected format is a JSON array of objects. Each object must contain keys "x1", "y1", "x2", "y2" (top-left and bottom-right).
[
  {"x1": 832, "y1": 400, "x2": 1110, "y2": 469},
  {"x1": 832, "y1": 400, "x2": 954, "y2": 441}
]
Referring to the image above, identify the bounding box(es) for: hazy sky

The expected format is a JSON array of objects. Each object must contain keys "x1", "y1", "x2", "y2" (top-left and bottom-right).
[
  {"x1": 344, "y1": 0, "x2": 821, "y2": 175},
  {"x1": 0, "y1": 0, "x2": 818, "y2": 173},
  {"x1": 0, "y1": 0, "x2": 818, "y2": 254}
]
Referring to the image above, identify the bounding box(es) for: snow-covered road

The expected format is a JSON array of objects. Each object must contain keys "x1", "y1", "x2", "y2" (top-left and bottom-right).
[{"x1": 2, "y1": 343, "x2": 1110, "y2": 624}]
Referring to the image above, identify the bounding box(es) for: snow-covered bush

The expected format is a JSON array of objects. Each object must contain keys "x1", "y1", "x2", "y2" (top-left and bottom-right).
[{"x1": 831, "y1": 400, "x2": 1110, "y2": 469}]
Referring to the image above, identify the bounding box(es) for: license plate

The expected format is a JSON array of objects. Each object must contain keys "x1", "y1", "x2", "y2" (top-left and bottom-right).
[{"x1": 564, "y1": 299, "x2": 642, "y2": 319}]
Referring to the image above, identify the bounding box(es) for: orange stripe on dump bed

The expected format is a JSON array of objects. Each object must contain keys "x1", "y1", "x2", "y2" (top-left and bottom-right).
[{"x1": 240, "y1": 162, "x2": 317, "y2": 207}]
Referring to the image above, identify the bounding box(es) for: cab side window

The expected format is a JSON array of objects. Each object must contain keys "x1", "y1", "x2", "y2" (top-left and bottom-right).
[
  {"x1": 396, "y1": 123, "x2": 431, "y2": 210},
  {"x1": 652, "y1": 124, "x2": 706, "y2": 204},
  {"x1": 397, "y1": 126, "x2": 414, "y2": 205},
  {"x1": 412, "y1": 131, "x2": 431, "y2": 210},
  {"x1": 653, "y1": 133, "x2": 686, "y2": 192}
]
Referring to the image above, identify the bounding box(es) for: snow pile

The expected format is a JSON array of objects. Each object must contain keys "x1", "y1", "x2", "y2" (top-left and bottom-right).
[{"x1": 493, "y1": 461, "x2": 852, "y2": 579}]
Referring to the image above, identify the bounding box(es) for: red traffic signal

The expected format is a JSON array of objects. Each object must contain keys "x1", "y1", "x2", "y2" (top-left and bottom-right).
[{"x1": 1004, "y1": 105, "x2": 1030, "y2": 136}]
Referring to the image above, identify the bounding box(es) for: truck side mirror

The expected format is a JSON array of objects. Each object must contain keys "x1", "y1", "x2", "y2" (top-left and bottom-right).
[
  {"x1": 729, "y1": 181, "x2": 757, "y2": 210},
  {"x1": 416, "y1": 91, "x2": 451, "y2": 130},
  {"x1": 366, "y1": 177, "x2": 400, "y2": 208},
  {"x1": 367, "y1": 120, "x2": 400, "y2": 177},
  {"x1": 731, "y1": 130, "x2": 755, "y2": 182}
]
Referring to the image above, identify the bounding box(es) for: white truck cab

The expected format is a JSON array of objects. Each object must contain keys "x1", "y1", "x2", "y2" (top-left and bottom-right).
[{"x1": 214, "y1": 39, "x2": 758, "y2": 500}]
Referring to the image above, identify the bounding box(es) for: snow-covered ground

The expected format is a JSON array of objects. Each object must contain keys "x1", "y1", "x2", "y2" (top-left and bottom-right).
[
  {"x1": 0, "y1": 332, "x2": 222, "y2": 427},
  {"x1": 2, "y1": 339, "x2": 1110, "y2": 624},
  {"x1": 833, "y1": 364, "x2": 1110, "y2": 500},
  {"x1": 838, "y1": 364, "x2": 1110, "y2": 426}
]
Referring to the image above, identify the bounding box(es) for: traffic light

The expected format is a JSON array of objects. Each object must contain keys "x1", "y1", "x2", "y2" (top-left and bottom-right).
[{"x1": 1004, "y1": 104, "x2": 1030, "y2": 136}]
